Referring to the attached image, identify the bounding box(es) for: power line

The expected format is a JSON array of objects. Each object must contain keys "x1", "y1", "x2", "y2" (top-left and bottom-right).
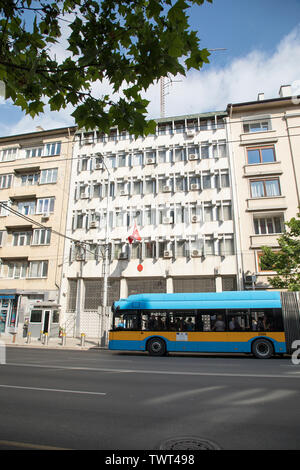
[{"x1": 0, "y1": 202, "x2": 104, "y2": 257}]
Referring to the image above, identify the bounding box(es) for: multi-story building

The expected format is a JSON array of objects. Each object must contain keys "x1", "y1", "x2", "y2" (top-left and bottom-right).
[
  {"x1": 227, "y1": 85, "x2": 300, "y2": 290},
  {"x1": 0, "y1": 126, "x2": 75, "y2": 338},
  {"x1": 60, "y1": 112, "x2": 239, "y2": 338}
]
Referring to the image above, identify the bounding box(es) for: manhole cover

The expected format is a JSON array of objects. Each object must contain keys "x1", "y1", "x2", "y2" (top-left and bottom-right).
[{"x1": 159, "y1": 437, "x2": 221, "y2": 450}]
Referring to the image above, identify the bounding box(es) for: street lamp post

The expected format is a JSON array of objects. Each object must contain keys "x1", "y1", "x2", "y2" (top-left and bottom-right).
[{"x1": 95, "y1": 153, "x2": 111, "y2": 345}]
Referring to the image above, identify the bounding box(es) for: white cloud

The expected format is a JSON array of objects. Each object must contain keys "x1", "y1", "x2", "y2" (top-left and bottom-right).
[
  {"x1": 2, "y1": 24, "x2": 300, "y2": 135},
  {"x1": 147, "y1": 24, "x2": 300, "y2": 118}
]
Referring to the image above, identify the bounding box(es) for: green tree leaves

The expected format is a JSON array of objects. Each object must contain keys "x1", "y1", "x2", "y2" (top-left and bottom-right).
[
  {"x1": 0, "y1": 0, "x2": 212, "y2": 134},
  {"x1": 260, "y1": 211, "x2": 300, "y2": 291}
]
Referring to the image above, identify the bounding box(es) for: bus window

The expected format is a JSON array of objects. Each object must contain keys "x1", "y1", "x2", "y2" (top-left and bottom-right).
[
  {"x1": 251, "y1": 310, "x2": 270, "y2": 331},
  {"x1": 124, "y1": 314, "x2": 140, "y2": 330},
  {"x1": 144, "y1": 312, "x2": 167, "y2": 331},
  {"x1": 227, "y1": 310, "x2": 250, "y2": 331},
  {"x1": 271, "y1": 308, "x2": 284, "y2": 331},
  {"x1": 168, "y1": 312, "x2": 196, "y2": 331},
  {"x1": 114, "y1": 312, "x2": 140, "y2": 330},
  {"x1": 211, "y1": 313, "x2": 226, "y2": 332},
  {"x1": 250, "y1": 309, "x2": 284, "y2": 332}
]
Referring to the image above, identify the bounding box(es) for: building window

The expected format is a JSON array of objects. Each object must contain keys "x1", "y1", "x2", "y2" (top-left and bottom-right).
[
  {"x1": 12, "y1": 231, "x2": 31, "y2": 246},
  {"x1": 118, "y1": 154, "x2": 126, "y2": 167},
  {"x1": 132, "y1": 153, "x2": 143, "y2": 166},
  {"x1": 20, "y1": 173, "x2": 39, "y2": 186},
  {"x1": 250, "y1": 178, "x2": 281, "y2": 198},
  {"x1": 174, "y1": 147, "x2": 186, "y2": 162},
  {"x1": 254, "y1": 216, "x2": 284, "y2": 235},
  {"x1": 0, "y1": 201, "x2": 8, "y2": 216},
  {"x1": 220, "y1": 238, "x2": 234, "y2": 256},
  {"x1": 40, "y1": 168, "x2": 58, "y2": 184},
  {"x1": 1, "y1": 148, "x2": 17, "y2": 161},
  {"x1": 17, "y1": 200, "x2": 36, "y2": 215},
  {"x1": 0, "y1": 174, "x2": 13, "y2": 189},
  {"x1": 243, "y1": 120, "x2": 270, "y2": 133},
  {"x1": 7, "y1": 261, "x2": 27, "y2": 279},
  {"x1": 36, "y1": 197, "x2": 55, "y2": 214},
  {"x1": 28, "y1": 260, "x2": 48, "y2": 278},
  {"x1": 25, "y1": 147, "x2": 43, "y2": 158},
  {"x1": 32, "y1": 228, "x2": 51, "y2": 245},
  {"x1": 200, "y1": 143, "x2": 210, "y2": 159},
  {"x1": 247, "y1": 146, "x2": 276, "y2": 164},
  {"x1": 44, "y1": 142, "x2": 61, "y2": 156},
  {"x1": 176, "y1": 240, "x2": 186, "y2": 257}
]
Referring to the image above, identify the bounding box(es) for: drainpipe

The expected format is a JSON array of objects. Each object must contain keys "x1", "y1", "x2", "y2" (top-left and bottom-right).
[{"x1": 225, "y1": 114, "x2": 244, "y2": 290}]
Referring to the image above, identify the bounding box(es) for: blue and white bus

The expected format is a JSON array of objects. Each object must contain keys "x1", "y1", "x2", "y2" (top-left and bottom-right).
[{"x1": 109, "y1": 291, "x2": 300, "y2": 358}]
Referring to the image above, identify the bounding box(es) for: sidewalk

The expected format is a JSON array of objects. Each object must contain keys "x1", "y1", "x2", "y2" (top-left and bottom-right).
[{"x1": 0, "y1": 333, "x2": 106, "y2": 350}]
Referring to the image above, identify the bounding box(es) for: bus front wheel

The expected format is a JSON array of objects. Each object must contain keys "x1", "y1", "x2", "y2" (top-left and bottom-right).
[
  {"x1": 147, "y1": 338, "x2": 166, "y2": 356},
  {"x1": 252, "y1": 339, "x2": 273, "y2": 359}
]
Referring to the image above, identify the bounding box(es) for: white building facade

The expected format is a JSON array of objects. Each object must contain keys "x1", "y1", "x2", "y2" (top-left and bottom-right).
[{"x1": 59, "y1": 112, "x2": 239, "y2": 338}]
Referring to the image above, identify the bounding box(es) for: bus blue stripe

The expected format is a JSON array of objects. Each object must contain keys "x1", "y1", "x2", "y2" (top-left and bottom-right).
[{"x1": 109, "y1": 339, "x2": 287, "y2": 354}]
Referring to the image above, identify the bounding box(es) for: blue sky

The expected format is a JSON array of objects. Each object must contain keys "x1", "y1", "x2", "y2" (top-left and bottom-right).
[
  {"x1": 191, "y1": 0, "x2": 300, "y2": 66},
  {"x1": 1, "y1": 0, "x2": 300, "y2": 136}
]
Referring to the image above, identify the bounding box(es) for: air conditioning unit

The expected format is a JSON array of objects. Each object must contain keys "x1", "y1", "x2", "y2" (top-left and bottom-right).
[
  {"x1": 89, "y1": 221, "x2": 97, "y2": 228},
  {"x1": 186, "y1": 129, "x2": 194, "y2": 137},
  {"x1": 118, "y1": 252, "x2": 128, "y2": 260},
  {"x1": 163, "y1": 185, "x2": 171, "y2": 192},
  {"x1": 147, "y1": 158, "x2": 155, "y2": 165},
  {"x1": 84, "y1": 138, "x2": 94, "y2": 145},
  {"x1": 190, "y1": 184, "x2": 199, "y2": 191},
  {"x1": 244, "y1": 275, "x2": 257, "y2": 284},
  {"x1": 189, "y1": 154, "x2": 197, "y2": 160},
  {"x1": 191, "y1": 215, "x2": 198, "y2": 223},
  {"x1": 95, "y1": 163, "x2": 102, "y2": 170},
  {"x1": 163, "y1": 251, "x2": 172, "y2": 258},
  {"x1": 120, "y1": 190, "x2": 127, "y2": 196},
  {"x1": 163, "y1": 217, "x2": 172, "y2": 224},
  {"x1": 41, "y1": 213, "x2": 49, "y2": 221},
  {"x1": 192, "y1": 249, "x2": 200, "y2": 257}
]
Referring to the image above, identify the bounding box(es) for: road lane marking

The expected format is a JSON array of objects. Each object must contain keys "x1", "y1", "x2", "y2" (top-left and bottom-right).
[
  {"x1": 0, "y1": 384, "x2": 106, "y2": 396},
  {"x1": 145, "y1": 386, "x2": 225, "y2": 405},
  {"x1": 4, "y1": 362, "x2": 300, "y2": 379},
  {"x1": 0, "y1": 440, "x2": 70, "y2": 450}
]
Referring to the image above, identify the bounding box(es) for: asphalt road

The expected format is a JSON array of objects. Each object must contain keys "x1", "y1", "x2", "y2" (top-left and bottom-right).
[{"x1": 0, "y1": 347, "x2": 300, "y2": 450}]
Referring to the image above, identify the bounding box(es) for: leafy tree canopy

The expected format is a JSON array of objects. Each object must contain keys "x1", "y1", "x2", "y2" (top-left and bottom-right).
[
  {"x1": 0, "y1": 0, "x2": 212, "y2": 135},
  {"x1": 260, "y1": 211, "x2": 300, "y2": 291}
]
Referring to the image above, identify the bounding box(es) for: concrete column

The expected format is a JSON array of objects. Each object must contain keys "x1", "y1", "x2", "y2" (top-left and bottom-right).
[
  {"x1": 215, "y1": 276, "x2": 223, "y2": 292},
  {"x1": 120, "y1": 278, "x2": 128, "y2": 298},
  {"x1": 166, "y1": 276, "x2": 173, "y2": 293}
]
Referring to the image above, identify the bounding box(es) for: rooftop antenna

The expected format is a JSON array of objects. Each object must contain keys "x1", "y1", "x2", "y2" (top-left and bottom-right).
[{"x1": 159, "y1": 48, "x2": 227, "y2": 118}]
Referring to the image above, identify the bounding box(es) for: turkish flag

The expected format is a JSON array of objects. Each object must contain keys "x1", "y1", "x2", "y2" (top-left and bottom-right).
[{"x1": 128, "y1": 223, "x2": 141, "y2": 244}]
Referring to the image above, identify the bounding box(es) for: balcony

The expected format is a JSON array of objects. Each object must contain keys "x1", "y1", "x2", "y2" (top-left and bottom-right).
[
  {"x1": 4, "y1": 213, "x2": 51, "y2": 229},
  {"x1": 243, "y1": 161, "x2": 282, "y2": 178},
  {"x1": 246, "y1": 196, "x2": 287, "y2": 212},
  {"x1": 250, "y1": 233, "x2": 280, "y2": 248},
  {"x1": 240, "y1": 130, "x2": 277, "y2": 146}
]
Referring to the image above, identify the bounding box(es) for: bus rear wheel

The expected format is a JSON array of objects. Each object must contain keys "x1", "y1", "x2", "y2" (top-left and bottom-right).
[
  {"x1": 252, "y1": 339, "x2": 273, "y2": 359},
  {"x1": 147, "y1": 338, "x2": 166, "y2": 356}
]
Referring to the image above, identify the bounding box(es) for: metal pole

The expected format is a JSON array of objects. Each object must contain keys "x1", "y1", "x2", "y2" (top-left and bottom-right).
[
  {"x1": 96, "y1": 153, "x2": 111, "y2": 346},
  {"x1": 102, "y1": 167, "x2": 111, "y2": 310}
]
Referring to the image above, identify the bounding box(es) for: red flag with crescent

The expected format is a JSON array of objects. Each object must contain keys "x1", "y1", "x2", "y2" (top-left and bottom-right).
[{"x1": 128, "y1": 223, "x2": 141, "y2": 244}]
